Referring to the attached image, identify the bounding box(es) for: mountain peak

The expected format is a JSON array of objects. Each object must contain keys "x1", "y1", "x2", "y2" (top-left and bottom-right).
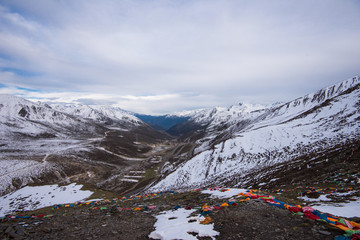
[{"x1": 0, "y1": 94, "x2": 34, "y2": 105}]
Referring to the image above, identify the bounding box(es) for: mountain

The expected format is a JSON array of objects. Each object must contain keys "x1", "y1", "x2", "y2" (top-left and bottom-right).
[
  {"x1": 1, "y1": 77, "x2": 359, "y2": 240},
  {"x1": 149, "y1": 76, "x2": 360, "y2": 191},
  {"x1": 1, "y1": 76, "x2": 359, "y2": 196},
  {"x1": 0, "y1": 95, "x2": 105, "y2": 194},
  {"x1": 50, "y1": 103, "x2": 142, "y2": 128},
  {"x1": 0, "y1": 94, "x2": 104, "y2": 138},
  {"x1": 0, "y1": 95, "x2": 172, "y2": 195}
]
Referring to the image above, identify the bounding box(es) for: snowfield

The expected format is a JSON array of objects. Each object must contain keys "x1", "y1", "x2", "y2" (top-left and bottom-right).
[{"x1": 0, "y1": 183, "x2": 93, "y2": 217}]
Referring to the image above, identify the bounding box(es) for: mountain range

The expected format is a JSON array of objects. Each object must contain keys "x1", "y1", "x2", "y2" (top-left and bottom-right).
[
  {"x1": 148, "y1": 76, "x2": 360, "y2": 191},
  {"x1": 0, "y1": 75, "x2": 359, "y2": 196},
  {"x1": 0, "y1": 94, "x2": 169, "y2": 195}
]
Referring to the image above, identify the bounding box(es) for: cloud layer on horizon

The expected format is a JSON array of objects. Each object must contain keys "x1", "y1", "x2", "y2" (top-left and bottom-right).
[{"x1": 0, "y1": 0, "x2": 359, "y2": 114}]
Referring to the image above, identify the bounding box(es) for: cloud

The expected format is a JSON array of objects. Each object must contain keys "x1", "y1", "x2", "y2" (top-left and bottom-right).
[
  {"x1": 0, "y1": 0, "x2": 359, "y2": 114},
  {"x1": 75, "y1": 98, "x2": 117, "y2": 106}
]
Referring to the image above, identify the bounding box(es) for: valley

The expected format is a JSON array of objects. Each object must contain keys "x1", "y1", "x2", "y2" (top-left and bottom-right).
[
  {"x1": 0, "y1": 125, "x2": 178, "y2": 196},
  {"x1": 0, "y1": 76, "x2": 359, "y2": 239}
]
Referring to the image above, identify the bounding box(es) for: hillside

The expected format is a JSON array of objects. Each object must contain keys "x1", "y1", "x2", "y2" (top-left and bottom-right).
[
  {"x1": 149, "y1": 76, "x2": 360, "y2": 191},
  {"x1": 0, "y1": 95, "x2": 173, "y2": 196}
]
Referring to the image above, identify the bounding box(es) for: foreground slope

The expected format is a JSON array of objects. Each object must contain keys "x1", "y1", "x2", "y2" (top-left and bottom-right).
[
  {"x1": 150, "y1": 76, "x2": 360, "y2": 191},
  {"x1": 0, "y1": 188, "x2": 348, "y2": 240}
]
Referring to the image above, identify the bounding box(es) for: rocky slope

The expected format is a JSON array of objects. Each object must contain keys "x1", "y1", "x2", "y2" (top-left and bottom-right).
[{"x1": 0, "y1": 188, "x2": 349, "y2": 240}]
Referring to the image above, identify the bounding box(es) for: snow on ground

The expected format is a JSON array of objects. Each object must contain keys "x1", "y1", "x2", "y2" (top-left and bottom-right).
[
  {"x1": 310, "y1": 197, "x2": 360, "y2": 218},
  {"x1": 297, "y1": 192, "x2": 360, "y2": 218},
  {"x1": 298, "y1": 195, "x2": 333, "y2": 202},
  {"x1": 0, "y1": 160, "x2": 41, "y2": 176},
  {"x1": 96, "y1": 147, "x2": 147, "y2": 161},
  {"x1": 332, "y1": 191, "x2": 358, "y2": 197},
  {"x1": 0, "y1": 183, "x2": 93, "y2": 217},
  {"x1": 0, "y1": 159, "x2": 56, "y2": 195},
  {"x1": 0, "y1": 138, "x2": 96, "y2": 194},
  {"x1": 201, "y1": 188, "x2": 247, "y2": 199},
  {"x1": 149, "y1": 208, "x2": 219, "y2": 240}
]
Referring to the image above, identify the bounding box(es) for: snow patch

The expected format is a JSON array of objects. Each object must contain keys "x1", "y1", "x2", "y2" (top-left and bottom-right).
[
  {"x1": 149, "y1": 208, "x2": 219, "y2": 240},
  {"x1": 311, "y1": 197, "x2": 360, "y2": 218},
  {"x1": 0, "y1": 183, "x2": 93, "y2": 217},
  {"x1": 298, "y1": 195, "x2": 332, "y2": 202},
  {"x1": 201, "y1": 188, "x2": 247, "y2": 199}
]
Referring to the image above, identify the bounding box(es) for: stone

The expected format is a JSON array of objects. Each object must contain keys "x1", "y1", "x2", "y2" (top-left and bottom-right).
[
  {"x1": 14, "y1": 225, "x2": 26, "y2": 236},
  {"x1": 5, "y1": 226, "x2": 13, "y2": 234},
  {"x1": 8, "y1": 230, "x2": 21, "y2": 239},
  {"x1": 318, "y1": 230, "x2": 331, "y2": 235},
  {"x1": 42, "y1": 227, "x2": 52, "y2": 233}
]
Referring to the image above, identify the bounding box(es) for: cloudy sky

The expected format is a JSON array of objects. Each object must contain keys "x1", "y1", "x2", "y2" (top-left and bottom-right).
[{"x1": 0, "y1": 0, "x2": 359, "y2": 114}]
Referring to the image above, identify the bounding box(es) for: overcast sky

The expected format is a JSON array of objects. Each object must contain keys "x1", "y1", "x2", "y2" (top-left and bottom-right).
[{"x1": 0, "y1": 0, "x2": 359, "y2": 114}]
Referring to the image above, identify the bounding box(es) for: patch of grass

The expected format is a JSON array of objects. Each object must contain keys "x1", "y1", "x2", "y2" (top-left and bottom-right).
[
  {"x1": 143, "y1": 168, "x2": 157, "y2": 181},
  {"x1": 80, "y1": 183, "x2": 121, "y2": 200}
]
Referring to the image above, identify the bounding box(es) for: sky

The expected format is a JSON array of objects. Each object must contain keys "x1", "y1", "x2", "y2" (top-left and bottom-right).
[{"x1": 0, "y1": 0, "x2": 359, "y2": 115}]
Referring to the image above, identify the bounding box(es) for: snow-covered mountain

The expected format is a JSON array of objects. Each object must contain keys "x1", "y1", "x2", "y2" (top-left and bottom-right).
[
  {"x1": 1, "y1": 76, "x2": 359, "y2": 196},
  {"x1": 0, "y1": 94, "x2": 148, "y2": 139},
  {"x1": 0, "y1": 95, "x2": 170, "y2": 195},
  {"x1": 136, "y1": 103, "x2": 269, "y2": 135},
  {"x1": 0, "y1": 94, "x2": 103, "y2": 138},
  {"x1": 150, "y1": 76, "x2": 360, "y2": 191},
  {"x1": 188, "y1": 103, "x2": 267, "y2": 124},
  {"x1": 50, "y1": 103, "x2": 142, "y2": 127},
  {"x1": 167, "y1": 102, "x2": 271, "y2": 145}
]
